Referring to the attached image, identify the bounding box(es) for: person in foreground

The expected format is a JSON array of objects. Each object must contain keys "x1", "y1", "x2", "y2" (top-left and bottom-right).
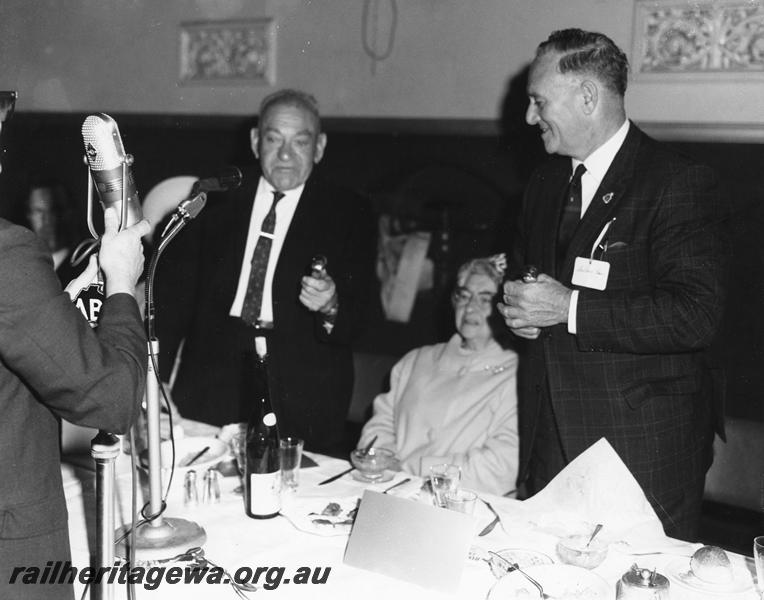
[
  {"x1": 0, "y1": 116, "x2": 150, "y2": 600},
  {"x1": 498, "y1": 29, "x2": 729, "y2": 540},
  {"x1": 155, "y1": 89, "x2": 374, "y2": 454},
  {"x1": 359, "y1": 256, "x2": 519, "y2": 496}
]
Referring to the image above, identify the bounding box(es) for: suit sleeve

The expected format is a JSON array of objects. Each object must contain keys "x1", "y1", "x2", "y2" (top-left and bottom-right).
[
  {"x1": 316, "y1": 191, "x2": 375, "y2": 345},
  {"x1": 576, "y1": 164, "x2": 729, "y2": 354},
  {"x1": 0, "y1": 225, "x2": 146, "y2": 433}
]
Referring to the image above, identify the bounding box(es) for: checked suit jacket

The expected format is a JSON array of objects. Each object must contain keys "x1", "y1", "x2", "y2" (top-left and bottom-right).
[
  {"x1": 513, "y1": 123, "x2": 729, "y2": 511},
  {"x1": 0, "y1": 220, "x2": 147, "y2": 600},
  {"x1": 155, "y1": 166, "x2": 375, "y2": 454}
]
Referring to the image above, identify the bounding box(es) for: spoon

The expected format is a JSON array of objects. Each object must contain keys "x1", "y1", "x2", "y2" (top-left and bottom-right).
[
  {"x1": 585, "y1": 523, "x2": 603, "y2": 548},
  {"x1": 361, "y1": 435, "x2": 377, "y2": 456}
]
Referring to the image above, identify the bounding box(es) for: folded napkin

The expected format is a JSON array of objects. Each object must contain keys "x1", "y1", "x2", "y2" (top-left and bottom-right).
[{"x1": 509, "y1": 438, "x2": 673, "y2": 550}]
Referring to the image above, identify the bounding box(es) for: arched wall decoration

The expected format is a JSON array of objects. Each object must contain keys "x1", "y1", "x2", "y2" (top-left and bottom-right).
[{"x1": 633, "y1": 0, "x2": 764, "y2": 77}]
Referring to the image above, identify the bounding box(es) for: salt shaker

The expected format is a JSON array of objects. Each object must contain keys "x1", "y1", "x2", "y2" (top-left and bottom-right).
[
  {"x1": 183, "y1": 470, "x2": 199, "y2": 507},
  {"x1": 202, "y1": 468, "x2": 221, "y2": 504},
  {"x1": 521, "y1": 264, "x2": 539, "y2": 283},
  {"x1": 310, "y1": 255, "x2": 328, "y2": 279},
  {"x1": 616, "y1": 564, "x2": 670, "y2": 600}
]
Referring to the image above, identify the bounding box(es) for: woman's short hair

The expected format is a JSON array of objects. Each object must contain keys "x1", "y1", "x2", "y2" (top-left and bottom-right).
[{"x1": 455, "y1": 255, "x2": 506, "y2": 290}]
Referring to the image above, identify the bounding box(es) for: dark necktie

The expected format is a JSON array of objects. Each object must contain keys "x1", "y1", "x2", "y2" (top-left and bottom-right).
[
  {"x1": 241, "y1": 190, "x2": 285, "y2": 327},
  {"x1": 556, "y1": 163, "x2": 587, "y2": 268}
]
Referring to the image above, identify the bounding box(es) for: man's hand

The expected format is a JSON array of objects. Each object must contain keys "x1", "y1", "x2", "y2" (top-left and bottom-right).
[
  {"x1": 299, "y1": 273, "x2": 338, "y2": 314},
  {"x1": 98, "y1": 207, "x2": 150, "y2": 298},
  {"x1": 498, "y1": 273, "x2": 572, "y2": 331},
  {"x1": 64, "y1": 254, "x2": 99, "y2": 301}
]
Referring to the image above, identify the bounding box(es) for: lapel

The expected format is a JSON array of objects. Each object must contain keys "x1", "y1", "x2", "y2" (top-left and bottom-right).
[
  {"x1": 535, "y1": 159, "x2": 570, "y2": 275},
  {"x1": 271, "y1": 174, "x2": 323, "y2": 307},
  {"x1": 229, "y1": 168, "x2": 259, "y2": 276},
  {"x1": 558, "y1": 122, "x2": 642, "y2": 281}
]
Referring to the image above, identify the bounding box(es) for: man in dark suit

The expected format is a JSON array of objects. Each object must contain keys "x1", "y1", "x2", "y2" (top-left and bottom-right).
[
  {"x1": 499, "y1": 30, "x2": 728, "y2": 540},
  {"x1": 0, "y1": 92, "x2": 150, "y2": 600},
  {"x1": 156, "y1": 89, "x2": 374, "y2": 455}
]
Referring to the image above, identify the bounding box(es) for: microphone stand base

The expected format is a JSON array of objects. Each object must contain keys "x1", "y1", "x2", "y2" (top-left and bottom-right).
[{"x1": 115, "y1": 518, "x2": 206, "y2": 563}]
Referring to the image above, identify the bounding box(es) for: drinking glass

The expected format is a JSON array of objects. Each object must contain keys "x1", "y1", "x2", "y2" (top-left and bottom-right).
[
  {"x1": 429, "y1": 463, "x2": 461, "y2": 508},
  {"x1": 228, "y1": 424, "x2": 248, "y2": 495},
  {"x1": 754, "y1": 536, "x2": 764, "y2": 596},
  {"x1": 279, "y1": 437, "x2": 304, "y2": 491},
  {"x1": 444, "y1": 488, "x2": 477, "y2": 515}
]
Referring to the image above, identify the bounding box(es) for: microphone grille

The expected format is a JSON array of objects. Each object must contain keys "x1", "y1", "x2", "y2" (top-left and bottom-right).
[{"x1": 82, "y1": 113, "x2": 126, "y2": 171}]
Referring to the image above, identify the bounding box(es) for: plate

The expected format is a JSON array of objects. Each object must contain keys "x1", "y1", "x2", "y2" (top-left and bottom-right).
[
  {"x1": 665, "y1": 557, "x2": 754, "y2": 596},
  {"x1": 139, "y1": 436, "x2": 228, "y2": 473},
  {"x1": 487, "y1": 564, "x2": 610, "y2": 600},
  {"x1": 351, "y1": 470, "x2": 394, "y2": 484},
  {"x1": 488, "y1": 548, "x2": 554, "y2": 579},
  {"x1": 280, "y1": 496, "x2": 360, "y2": 537}
]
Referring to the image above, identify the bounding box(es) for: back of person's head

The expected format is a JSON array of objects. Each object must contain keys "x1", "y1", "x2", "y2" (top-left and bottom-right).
[
  {"x1": 536, "y1": 28, "x2": 629, "y2": 97},
  {"x1": 258, "y1": 89, "x2": 322, "y2": 132}
]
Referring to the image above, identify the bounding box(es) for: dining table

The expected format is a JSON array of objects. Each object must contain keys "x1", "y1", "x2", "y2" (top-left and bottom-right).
[{"x1": 61, "y1": 419, "x2": 759, "y2": 599}]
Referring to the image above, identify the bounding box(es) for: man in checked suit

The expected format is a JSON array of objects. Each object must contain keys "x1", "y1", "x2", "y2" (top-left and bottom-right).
[
  {"x1": 156, "y1": 89, "x2": 374, "y2": 455},
  {"x1": 499, "y1": 29, "x2": 728, "y2": 540},
  {"x1": 0, "y1": 92, "x2": 149, "y2": 599}
]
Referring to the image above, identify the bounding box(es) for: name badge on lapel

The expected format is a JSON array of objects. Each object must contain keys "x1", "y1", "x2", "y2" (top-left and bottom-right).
[{"x1": 571, "y1": 218, "x2": 616, "y2": 291}]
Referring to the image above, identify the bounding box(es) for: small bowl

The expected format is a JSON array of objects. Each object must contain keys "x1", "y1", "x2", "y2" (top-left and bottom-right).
[
  {"x1": 556, "y1": 534, "x2": 608, "y2": 569},
  {"x1": 350, "y1": 447, "x2": 395, "y2": 481}
]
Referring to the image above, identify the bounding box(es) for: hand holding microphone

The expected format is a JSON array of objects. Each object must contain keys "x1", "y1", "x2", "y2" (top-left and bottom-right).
[{"x1": 99, "y1": 207, "x2": 150, "y2": 298}]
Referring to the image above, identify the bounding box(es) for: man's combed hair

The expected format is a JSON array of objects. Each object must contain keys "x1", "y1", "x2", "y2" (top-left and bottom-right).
[
  {"x1": 259, "y1": 89, "x2": 322, "y2": 131},
  {"x1": 537, "y1": 28, "x2": 629, "y2": 96}
]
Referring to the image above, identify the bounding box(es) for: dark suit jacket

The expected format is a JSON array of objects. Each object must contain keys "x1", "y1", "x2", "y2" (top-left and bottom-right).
[
  {"x1": 0, "y1": 220, "x2": 146, "y2": 599},
  {"x1": 155, "y1": 167, "x2": 374, "y2": 454},
  {"x1": 514, "y1": 124, "x2": 729, "y2": 500}
]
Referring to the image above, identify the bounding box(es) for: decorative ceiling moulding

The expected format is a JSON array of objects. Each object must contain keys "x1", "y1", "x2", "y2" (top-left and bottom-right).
[
  {"x1": 632, "y1": 0, "x2": 764, "y2": 79},
  {"x1": 179, "y1": 18, "x2": 276, "y2": 86}
]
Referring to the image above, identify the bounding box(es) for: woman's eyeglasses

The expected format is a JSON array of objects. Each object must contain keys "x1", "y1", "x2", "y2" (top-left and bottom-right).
[{"x1": 452, "y1": 288, "x2": 494, "y2": 310}]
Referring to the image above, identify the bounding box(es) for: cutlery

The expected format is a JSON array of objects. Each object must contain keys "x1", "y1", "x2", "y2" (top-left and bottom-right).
[
  {"x1": 182, "y1": 446, "x2": 210, "y2": 468},
  {"x1": 382, "y1": 477, "x2": 411, "y2": 494},
  {"x1": 361, "y1": 435, "x2": 377, "y2": 455},
  {"x1": 478, "y1": 498, "x2": 501, "y2": 537},
  {"x1": 317, "y1": 466, "x2": 354, "y2": 486},
  {"x1": 585, "y1": 523, "x2": 603, "y2": 548},
  {"x1": 489, "y1": 551, "x2": 557, "y2": 599}
]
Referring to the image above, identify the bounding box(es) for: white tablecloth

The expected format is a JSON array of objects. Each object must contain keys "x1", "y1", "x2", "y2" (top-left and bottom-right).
[{"x1": 63, "y1": 421, "x2": 758, "y2": 599}]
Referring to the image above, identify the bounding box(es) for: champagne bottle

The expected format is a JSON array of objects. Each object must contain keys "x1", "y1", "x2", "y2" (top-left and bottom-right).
[{"x1": 244, "y1": 336, "x2": 281, "y2": 519}]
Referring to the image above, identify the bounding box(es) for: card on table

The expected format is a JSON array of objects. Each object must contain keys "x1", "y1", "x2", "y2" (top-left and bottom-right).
[{"x1": 343, "y1": 489, "x2": 475, "y2": 593}]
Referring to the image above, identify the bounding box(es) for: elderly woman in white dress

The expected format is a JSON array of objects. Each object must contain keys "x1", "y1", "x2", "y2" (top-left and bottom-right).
[{"x1": 358, "y1": 255, "x2": 518, "y2": 496}]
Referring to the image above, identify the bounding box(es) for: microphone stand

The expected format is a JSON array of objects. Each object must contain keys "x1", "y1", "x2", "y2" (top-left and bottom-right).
[
  {"x1": 86, "y1": 157, "x2": 136, "y2": 600},
  {"x1": 114, "y1": 193, "x2": 208, "y2": 562}
]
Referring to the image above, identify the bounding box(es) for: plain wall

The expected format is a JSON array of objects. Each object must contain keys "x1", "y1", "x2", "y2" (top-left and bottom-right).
[{"x1": 0, "y1": 0, "x2": 760, "y2": 125}]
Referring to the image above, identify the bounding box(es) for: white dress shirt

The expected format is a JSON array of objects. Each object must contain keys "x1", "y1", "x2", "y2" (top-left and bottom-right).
[
  {"x1": 568, "y1": 119, "x2": 629, "y2": 334},
  {"x1": 229, "y1": 177, "x2": 304, "y2": 323}
]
